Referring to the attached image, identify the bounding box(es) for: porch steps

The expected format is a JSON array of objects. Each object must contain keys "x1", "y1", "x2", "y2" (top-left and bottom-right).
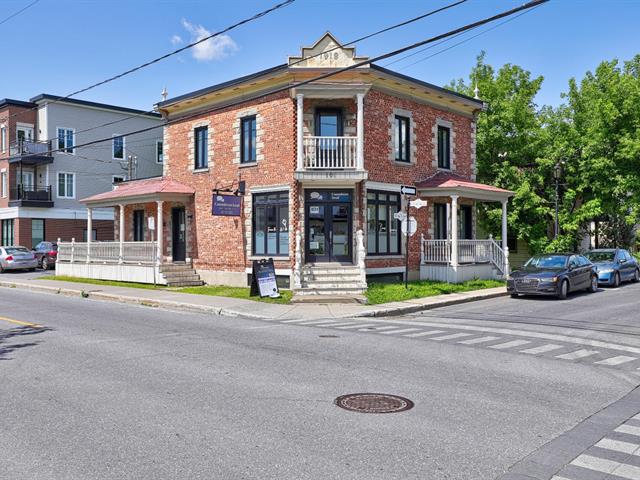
[
  {"x1": 159, "y1": 263, "x2": 204, "y2": 288},
  {"x1": 293, "y1": 264, "x2": 367, "y2": 303}
]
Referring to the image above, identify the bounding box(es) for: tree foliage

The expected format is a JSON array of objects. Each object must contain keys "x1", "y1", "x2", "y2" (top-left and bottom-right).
[{"x1": 449, "y1": 52, "x2": 640, "y2": 253}]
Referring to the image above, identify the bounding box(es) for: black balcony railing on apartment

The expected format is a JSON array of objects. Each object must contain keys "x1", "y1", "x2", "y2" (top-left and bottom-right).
[
  {"x1": 9, "y1": 140, "x2": 52, "y2": 157},
  {"x1": 10, "y1": 185, "x2": 52, "y2": 202}
]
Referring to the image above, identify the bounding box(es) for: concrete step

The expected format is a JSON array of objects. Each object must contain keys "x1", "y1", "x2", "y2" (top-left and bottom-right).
[
  {"x1": 302, "y1": 273, "x2": 362, "y2": 282},
  {"x1": 162, "y1": 271, "x2": 202, "y2": 279},
  {"x1": 291, "y1": 294, "x2": 367, "y2": 304},
  {"x1": 167, "y1": 280, "x2": 204, "y2": 287},
  {"x1": 160, "y1": 264, "x2": 194, "y2": 272},
  {"x1": 293, "y1": 286, "x2": 366, "y2": 296},
  {"x1": 301, "y1": 268, "x2": 361, "y2": 275},
  {"x1": 302, "y1": 280, "x2": 366, "y2": 289}
]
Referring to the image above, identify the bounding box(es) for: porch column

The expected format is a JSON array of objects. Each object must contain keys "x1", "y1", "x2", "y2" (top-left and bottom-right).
[
  {"x1": 296, "y1": 93, "x2": 304, "y2": 171},
  {"x1": 86, "y1": 207, "x2": 93, "y2": 263},
  {"x1": 450, "y1": 195, "x2": 459, "y2": 267},
  {"x1": 356, "y1": 92, "x2": 364, "y2": 170},
  {"x1": 156, "y1": 200, "x2": 164, "y2": 266},
  {"x1": 118, "y1": 204, "x2": 125, "y2": 264},
  {"x1": 501, "y1": 198, "x2": 510, "y2": 272}
]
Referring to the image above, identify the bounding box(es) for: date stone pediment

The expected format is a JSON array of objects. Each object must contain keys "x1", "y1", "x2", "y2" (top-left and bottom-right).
[{"x1": 288, "y1": 32, "x2": 369, "y2": 68}]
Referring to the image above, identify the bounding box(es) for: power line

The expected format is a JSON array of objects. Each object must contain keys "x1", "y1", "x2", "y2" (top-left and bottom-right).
[
  {"x1": 0, "y1": 0, "x2": 40, "y2": 27},
  {"x1": 17, "y1": 0, "x2": 549, "y2": 161},
  {"x1": 26, "y1": 0, "x2": 469, "y2": 148},
  {"x1": 5, "y1": 0, "x2": 297, "y2": 123}
]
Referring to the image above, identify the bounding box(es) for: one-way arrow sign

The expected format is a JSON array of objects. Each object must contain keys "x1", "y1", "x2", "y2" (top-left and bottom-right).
[{"x1": 400, "y1": 185, "x2": 416, "y2": 196}]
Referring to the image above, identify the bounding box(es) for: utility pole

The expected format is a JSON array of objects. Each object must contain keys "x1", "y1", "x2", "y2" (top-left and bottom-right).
[
  {"x1": 127, "y1": 154, "x2": 137, "y2": 180},
  {"x1": 553, "y1": 160, "x2": 564, "y2": 239}
]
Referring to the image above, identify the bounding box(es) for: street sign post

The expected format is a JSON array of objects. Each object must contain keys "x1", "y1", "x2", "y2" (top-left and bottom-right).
[
  {"x1": 401, "y1": 216, "x2": 417, "y2": 236},
  {"x1": 399, "y1": 185, "x2": 417, "y2": 288}
]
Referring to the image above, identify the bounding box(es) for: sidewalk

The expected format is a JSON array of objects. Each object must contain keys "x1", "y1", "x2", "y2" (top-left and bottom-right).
[{"x1": 0, "y1": 276, "x2": 507, "y2": 320}]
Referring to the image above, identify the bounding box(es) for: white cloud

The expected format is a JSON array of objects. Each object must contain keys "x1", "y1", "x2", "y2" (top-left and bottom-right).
[
  {"x1": 180, "y1": 19, "x2": 238, "y2": 62},
  {"x1": 170, "y1": 34, "x2": 183, "y2": 45}
]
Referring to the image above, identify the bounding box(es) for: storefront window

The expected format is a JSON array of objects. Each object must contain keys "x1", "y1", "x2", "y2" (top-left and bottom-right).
[
  {"x1": 367, "y1": 191, "x2": 401, "y2": 255},
  {"x1": 253, "y1": 192, "x2": 289, "y2": 256}
]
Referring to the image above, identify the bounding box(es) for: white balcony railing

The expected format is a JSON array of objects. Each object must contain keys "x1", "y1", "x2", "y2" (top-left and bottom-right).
[
  {"x1": 422, "y1": 238, "x2": 507, "y2": 274},
  {"x1": 58, "y1": 241, "x2": 157, "y2": 265},
  {"x1": 302, "y1": 136, "x2": 357, "y2": 170}
]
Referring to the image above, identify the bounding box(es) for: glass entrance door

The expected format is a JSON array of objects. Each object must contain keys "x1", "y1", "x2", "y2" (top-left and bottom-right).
[{"x1": 305, "y1": 190, "x2": 352, "y2": 263}]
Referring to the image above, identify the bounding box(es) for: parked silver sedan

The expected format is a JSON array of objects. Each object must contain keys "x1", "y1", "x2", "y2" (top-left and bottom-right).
[{"x1": 0, "y1": 246, "x2": 38, "y2": 272}]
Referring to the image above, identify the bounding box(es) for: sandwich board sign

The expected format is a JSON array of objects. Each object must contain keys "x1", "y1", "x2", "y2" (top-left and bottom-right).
[{"x1": 250, "y1": 258, "x2": 280, "y2": 298}]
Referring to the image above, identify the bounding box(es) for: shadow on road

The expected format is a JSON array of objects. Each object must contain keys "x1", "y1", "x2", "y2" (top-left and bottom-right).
[{"x1": 0, "y1": 325, "x2": 52, "y2": 361}]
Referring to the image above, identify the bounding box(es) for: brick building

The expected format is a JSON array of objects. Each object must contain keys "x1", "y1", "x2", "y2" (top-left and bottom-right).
[{"x1": 79, "y1": 34, "x2": 513, "y2": 293}]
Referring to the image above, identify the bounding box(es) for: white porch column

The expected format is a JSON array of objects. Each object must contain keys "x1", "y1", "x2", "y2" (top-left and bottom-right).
[
  {"x1": 296, "y1": 93, "x2": 304, "y2": 171},
  {"x1": 356, "y1": 92, "x2": 364, "y2": 170},
  {"x1": 118, "y1": 204, "x2": 125, "y2": 264},
  {"x1": 501, "y1": 199, "x2": 510, "y2": 273},
  {"x1": 86, "y1": 208, "x2": 93, "y2": 263},
  {"x1": 156, "y1": 200, "x2": 164, "y2": 266},
  {"x1": 450, "y1": 195, "x2": 459, "y2": 267}
]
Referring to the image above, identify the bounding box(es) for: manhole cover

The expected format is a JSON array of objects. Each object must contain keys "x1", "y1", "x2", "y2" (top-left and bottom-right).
[{"x1": 334, "y1": 393, "x2": 414, "y2": 414}]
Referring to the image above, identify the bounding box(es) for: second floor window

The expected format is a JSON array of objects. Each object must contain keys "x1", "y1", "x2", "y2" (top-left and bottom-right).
[
  {"x1": 194, "y1": 126, "x2": 208, "y2": 169},
  {"x1": 0, "y1": 171, "x2": 6, "y2": 198},
  {"x1": 241, "y1": 116, "x2": 257, "y2": 163},
  {"x1": 0, "y1": 126, "x2": 6, "y2": 153},
  {"x1": 394, "y1": 116, "x2": 410, "y2": 163},
  {"x1": 113, "y1": 135, "x2": 125, "y2": 159},
  {"x1": 57, "y1": 128, "x2": 75, "y2": 154},
  {"x1": 58, "y1": 172, "x2": 75, "y2": 199},
  {"x1": 437, "y1": 125, "x2": 451, "y2": 169},
  {"x1": 156, "y1": 140, "x2": 164, "y2": 163}
]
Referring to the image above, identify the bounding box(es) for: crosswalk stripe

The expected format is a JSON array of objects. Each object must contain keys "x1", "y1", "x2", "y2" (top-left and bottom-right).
[
  {"x1": 296, "y1": 320, "x2": 339, "y2": 325},
  {"x1": 551, "y1": 476, "x2": 572, "y2": 480},
  {"x1": 595, "y1": 355, "x2": 637, "y2": 366},
  {"x1": 430, "y1": 333, "x2": 474, "y2": 341},
  {"x1": 379, "y1": 328, "x2": 421, "y2": 335},
  {"x1": 457, "y1": 336, "x2": 501, "y2": 345},
  {"x1": 488, "y1": 339, "x2": 531, "y2": 350},
  {"x1": 595, "y1": 438, "x2": 640, "y2": 455},
  {"x1": 358, "y1": 325, "x2": 401, "y2": 332},
  {"x1": 520, "y1": 344, "x2": 564, "y2": 355},
  {"x1": 335, "y1": 324, "x2": 376, "y2": 330},
  {"x1": 280, "y1": 319, "x2": 310, "y2": 323},
  {"x1": 403, "y1": 330, "x2": 446, "y2": 338},
  {"x1": 556, "y1": 349, "x2": 599, "y2": 360},
  {"x1": 616, "y1": 424, "x2": 640, "y2": 437},
  {"x1": 571, "y1": 453, "x2": 640, "y2": 479},
  {"x1": 319, "y1": 322, "x2": 357, "y2": 328}
]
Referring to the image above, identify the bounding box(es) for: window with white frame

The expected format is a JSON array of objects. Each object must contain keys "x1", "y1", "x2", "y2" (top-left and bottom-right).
[
  {"x1": 156, "y1": 140, "x2": 163, "y2": 163},
  {"x1": 57, "y1": 127, "x2": 75, "y2": 154},
  {"x1": 57, "y1": 172, "x2": 75, "y2": 199},
  {"x1": 112, "y1": 175, "x2": 125, "y2": 190},
  {"x1": 0, "y1": 125, "x2": 6, "y2": 153},
  {"x1": 112, "y1": 135, "x2": 125, "y2": 159},
  {"x1": 0, "y1": 171, "x2": 6, "y2": 198}
]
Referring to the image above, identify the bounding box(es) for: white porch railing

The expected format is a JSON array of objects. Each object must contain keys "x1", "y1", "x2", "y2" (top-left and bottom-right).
[
  {"x1": 422, "y1": 238, "x2": 507, "y2": 274},
  {"x1": 302, "y1": 136, "x2": 357, "y2": 169},
  {"x1": 58, "y1": 240, "x2": 157, "y2": 265}
]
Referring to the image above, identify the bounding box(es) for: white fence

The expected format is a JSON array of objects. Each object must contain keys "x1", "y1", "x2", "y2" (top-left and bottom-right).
[
  {"x1": 58, "y1": 241, "x2": 157, "y2": 265},
  {"x1": 302, "y1": 136, "x2": 357, "y2": 169},
  {"x1": 421, "y1": 238, "x2": 507, "y2": 274}
]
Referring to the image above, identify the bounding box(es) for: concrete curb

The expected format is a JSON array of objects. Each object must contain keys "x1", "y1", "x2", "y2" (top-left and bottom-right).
[
  {"x1": 0, "y1": 279, "x2": 507, "y2": 320},
  {"x1": 344, "y1": 289, "x2": 509, "y2": 318}
]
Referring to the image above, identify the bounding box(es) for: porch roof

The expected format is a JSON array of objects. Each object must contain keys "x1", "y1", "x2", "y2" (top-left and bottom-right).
[
  {"x1": 81, "y1": 176, "x2": 194, "y2": 207},
  {"x1": 416, "y1": 171, "x2": 514, "y2": 202}
]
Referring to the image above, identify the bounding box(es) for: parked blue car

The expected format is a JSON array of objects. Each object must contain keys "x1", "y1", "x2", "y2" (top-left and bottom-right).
[{"x1": 584, "y1": 248, "x2": 639, "y2": 287}]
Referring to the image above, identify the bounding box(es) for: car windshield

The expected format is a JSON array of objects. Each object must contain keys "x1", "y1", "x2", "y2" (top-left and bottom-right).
[
  {"x1": 5, "y1": 247, "x2": 30, "y2": 254},
  {"x1": 524, "y1": 255, "x2": 568, "y2": 269},
  {"x1": 585, "y1": 251, "x2": 615, "y2": 262}
]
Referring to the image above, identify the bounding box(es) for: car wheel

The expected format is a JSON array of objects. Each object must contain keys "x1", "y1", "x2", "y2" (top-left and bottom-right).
[
  {"x1": 557, "y1": 279, "x2": 569, "y2": 300},
  {"x1": 510, "y1": 293, "x2": 519, "y2": 299},
  {"x1": 28, "y1": 268, "x2": 36, "y2": 272},
  {"x1": 588, "y1": 275, "x2": 598, "y2": 293},
  {"x1": 41, "y1": 257, "x2": 48, "y2": 270},
  {"x1": 633, "y1": 269, "x2": 640, "y2": 283},
  {"x1": 613, "y1": 272, "x2": 621, "y2": 288}
]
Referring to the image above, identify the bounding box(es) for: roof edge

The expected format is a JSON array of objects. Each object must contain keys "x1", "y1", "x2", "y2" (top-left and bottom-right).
[
  {"x1": 0, "y1": 98, "x2": 36, "y2": 109},
  {"x1": 29, "y1": 94, "x2": 162, "y2": 118}
]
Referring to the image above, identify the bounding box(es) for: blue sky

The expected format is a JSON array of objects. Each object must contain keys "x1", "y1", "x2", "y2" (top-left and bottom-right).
[{"x1": 2, "y1": 0, "x2": 639, "y2": 110}]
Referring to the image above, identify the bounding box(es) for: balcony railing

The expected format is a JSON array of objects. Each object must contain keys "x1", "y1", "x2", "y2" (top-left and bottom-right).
[
  {"x1": 10, "y1": 185, "x2": 52, "y2": 202},
  {"x1": 302, "y1": 136, "x2": 357, "y2": 169},
  {"x1": 58, "y1": 241, "x2": 157, "y2": 265},
  {"x1": 9, "y1": 140, "x2": 52, "y2": 157},
  {"x1": 421, "y1": 238, "x2": 507, "y2": 274}
]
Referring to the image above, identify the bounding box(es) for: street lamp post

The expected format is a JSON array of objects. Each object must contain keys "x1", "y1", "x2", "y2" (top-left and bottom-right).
[{"x1": 553, "y1": 161, "x2": 564, "y2": 239}]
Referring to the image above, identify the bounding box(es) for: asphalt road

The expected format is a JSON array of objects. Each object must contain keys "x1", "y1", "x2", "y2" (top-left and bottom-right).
[{"x1": 1, "y1": 285, "x2": 639, "y2": 479}]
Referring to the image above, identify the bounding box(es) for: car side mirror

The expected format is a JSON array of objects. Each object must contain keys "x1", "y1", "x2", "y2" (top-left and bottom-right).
[{"x1": 620, "y1": 259, "x2": 627, "y2": 264}]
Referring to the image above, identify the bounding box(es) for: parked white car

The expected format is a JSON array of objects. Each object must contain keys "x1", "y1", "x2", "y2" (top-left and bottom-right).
[{"x1": 0, "y1": 246, "x2": 38, "y2": 272}]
